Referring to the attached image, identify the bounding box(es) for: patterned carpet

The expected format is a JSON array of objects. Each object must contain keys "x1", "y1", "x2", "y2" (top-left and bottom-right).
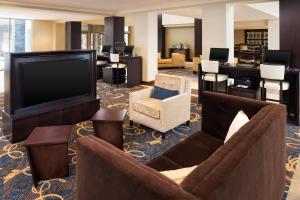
[{"x1": 0, "y1": 81, "x2": 299, "y2": 199}]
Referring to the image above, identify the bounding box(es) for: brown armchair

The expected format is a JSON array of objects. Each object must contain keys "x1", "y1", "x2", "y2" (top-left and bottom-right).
[
  {"x1": 77, "y1": 92, "x2": 286, "y2": 200},
  {"x1": 158, "y1": 53, "x2": 185, "y2": 68}
]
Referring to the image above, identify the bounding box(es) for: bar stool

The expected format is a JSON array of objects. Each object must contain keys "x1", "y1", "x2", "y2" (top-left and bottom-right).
[
  {"x1": 201, "y1": 60, "x2": 228, "y2": 93},
  {"x1": 260, "y1": 64, "x2": 289, "y2": 103},
  {"x1": 110, "y1": 53, "x2": 126, "y2": 88}
]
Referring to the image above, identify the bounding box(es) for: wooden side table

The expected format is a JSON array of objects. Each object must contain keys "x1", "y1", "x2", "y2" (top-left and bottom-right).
[
  {"x1": 24, "y1": 125, "x2": 72, "y2": 186},
  {"x1": 90, "y1": 108, "x2": 126, "y2": 149}
]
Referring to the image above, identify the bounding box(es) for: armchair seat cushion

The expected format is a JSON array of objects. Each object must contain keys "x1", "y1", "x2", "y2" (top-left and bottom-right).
[
  {"x1": 203, "y1": 73, "x2": 228, "y2": 82},
  {"x1": 134, "y1": 98, "x2": 161, "y2": 119},
  {"x1": 260, "y1": 80, "x2": 289, "y2": 90},
  {"x1": 146, "y1": 131, "x2": 223, "y2": 171}
]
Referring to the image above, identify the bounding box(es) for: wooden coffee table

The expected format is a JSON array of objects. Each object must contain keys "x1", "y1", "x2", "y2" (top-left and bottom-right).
[
  {"x1": 24, "y1": 125, "x2": 72, "y2": 186},
  {"x1": 90, "y1": 108, "x2": 126, "y2": 149}
]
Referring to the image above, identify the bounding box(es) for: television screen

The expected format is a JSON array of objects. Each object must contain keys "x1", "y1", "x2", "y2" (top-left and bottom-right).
[
  {"x1": 209, "y1": 48, "x2": 229, "y2": 63},
  {"x1": 263, "y1": 50, "x2": 291, "y2": 67},
  {"x1": 21, "y1": 59, "x2": 90, "y2": 107}
]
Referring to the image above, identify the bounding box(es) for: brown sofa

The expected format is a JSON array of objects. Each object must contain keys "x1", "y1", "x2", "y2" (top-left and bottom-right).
[{"x1": 77, "y1": 92, "x2": 286, "y2": 200}]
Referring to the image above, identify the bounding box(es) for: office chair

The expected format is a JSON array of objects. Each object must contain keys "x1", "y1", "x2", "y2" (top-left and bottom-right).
[
  {"x1": 201, "y1": 60, "x2": 228, "y2": 93},
  {"x1": 260, "y1": 64, "x2": 289, "y2": 104}
]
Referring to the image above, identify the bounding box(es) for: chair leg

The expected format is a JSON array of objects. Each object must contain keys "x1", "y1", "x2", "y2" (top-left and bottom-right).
[
  {"x1": 261, "y1": 88, "x2": 266, "y2": 101},
  {"x1": 116, "y1": 67, "x2": 119, "y2": 88},
  {"x1": 260, "y1": 88, "x2": 264, "y2": 101},
  {"x1": 215, "y1": 81, "x2": 218, "y2": 92},
  {"x1": 202, "y1": 79, "x2": 206, "y2": 92},
  {"x1": 161, "y1": 132, "x2": 166, "y2": 140},
  {"x1": 279, "y1": 90, "x2": 283, "y2": 104},
  {"x1": 186, "y1": 120, "x2": 190, "y2": 126}
]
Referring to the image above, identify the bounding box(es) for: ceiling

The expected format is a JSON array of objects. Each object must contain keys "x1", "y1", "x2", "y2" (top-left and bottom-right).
[
  {"x1": 0, "y1": 0, "x2": 278, "y2": 21},
  {"x1": 166, "y1": 1, "x2": 279, "y2": 22}
]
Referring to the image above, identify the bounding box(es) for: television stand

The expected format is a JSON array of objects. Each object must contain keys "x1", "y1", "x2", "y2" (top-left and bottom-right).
[{"x1": 1, "y1": 97, "x2": 100, "y2": 143}]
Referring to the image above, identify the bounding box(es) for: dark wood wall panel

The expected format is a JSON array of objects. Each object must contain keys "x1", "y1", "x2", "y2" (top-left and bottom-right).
[
  {"x1": 65, "y1": 21, "x2": 81, "y2": 50},
  {"x1": 194, "y1": 18, "x2": 202, "y2": 57},
  {"x1": 104, "y1": 16, "x2": 125, "y2": 53},
  {"x1": 158, "y1": 13, "x2": 166, "y2": 58},
  {"x1": 280, "y1": 0, "x2": 300, "y2": 68}
]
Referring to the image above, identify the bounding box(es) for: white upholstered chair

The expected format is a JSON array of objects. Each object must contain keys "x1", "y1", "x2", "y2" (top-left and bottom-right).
[
  {"x1": 201, "y1": 60, "x2": 228, "y2": 93},
  {"x1": 129, "y1": 74, "x2": 191, "y2": 139},
  {"x1": 260, "y1": 64, "x2": 289, "y2": 103},
  {"x1": 110, "y1": 53, "x2": 126, "y2": 68},
  {"x1": 108, "y1": 53, "x2": 127, "y2": 87}
]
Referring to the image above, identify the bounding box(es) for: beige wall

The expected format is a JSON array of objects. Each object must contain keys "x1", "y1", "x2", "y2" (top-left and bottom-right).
[
  {"x1": 32, "y1": 20, "x2": 65, "y2": 51},
  {"x1": 234, "y1": 29, "x2": 245, "y2": 44},
  {"x1": 32, "y1": 20, "x2": 55, "y2": 51},
  {"x1": 54, "y1": 23, "x2": 65, "y2": 50},
  {"x1": 165, "y1": 26, "x2": 194, "y2": 59}
]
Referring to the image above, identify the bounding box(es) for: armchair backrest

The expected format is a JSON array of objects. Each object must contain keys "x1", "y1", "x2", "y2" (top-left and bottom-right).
[
  {"x1": 155, "y1": 74, "x2": 191, "y2": 94},
  {"x1": 172, "y1": 53, "x2": 185, "y2": 66},
  {"x1": 201, "y1": 60, "x2": 219, "y2": 73},
  {"x1": 110, "y1": 53, "x2": 120, "y2": 63},
  {"x1": 260, "y1": 64, "x2": 285, "y2": 80}
]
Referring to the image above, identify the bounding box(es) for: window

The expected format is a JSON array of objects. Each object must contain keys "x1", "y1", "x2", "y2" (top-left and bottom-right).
[
  {"x1": 0, "y1": 18, "x2": 32, "y2": 69},
  {"x1": 0, "y1": 19, "x2": 9, "y2": 70},
  {"x1": 124, "y1": 26, "x2": 130, "y2": 45}
]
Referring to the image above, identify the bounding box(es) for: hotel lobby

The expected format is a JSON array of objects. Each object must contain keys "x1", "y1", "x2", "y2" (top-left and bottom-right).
[{"x1": 0, "y1": 0, "x2": 300, "y2": 200}]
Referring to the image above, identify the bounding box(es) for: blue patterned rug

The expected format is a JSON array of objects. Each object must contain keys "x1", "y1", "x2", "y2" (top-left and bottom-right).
[{"x1": 0, "y1": 81, "x2": 299, "y2": 199}]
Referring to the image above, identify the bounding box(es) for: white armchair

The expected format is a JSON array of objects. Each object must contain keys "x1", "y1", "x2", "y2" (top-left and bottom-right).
[{"x1": 129, "y1": 74, "x2": 191, "y2": 139}]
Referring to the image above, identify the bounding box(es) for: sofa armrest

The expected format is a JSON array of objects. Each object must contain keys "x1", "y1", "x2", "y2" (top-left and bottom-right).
[
  {"x1": 201, "y1": 92, "x2": 269, "y2": 140},
  {"x1": 77, "y1": 135, "x2": 198, "y2": 200},
  {"x1": 129, "y1": 87, "x2": 153, "y2": 110},
  {"x1": 160, "y1": 92, "x2": 191, "y2": 127}
]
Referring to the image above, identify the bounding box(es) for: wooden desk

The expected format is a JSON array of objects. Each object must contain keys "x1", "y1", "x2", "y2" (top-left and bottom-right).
[
  {"x1": 97, "y1": 55, "x2": 142, "y2": 87},
  {"x1": 120, "y1": 56, "x2": 142, "y2": 87},
  {"x1": 198, "y1": 64, "x2": 300, "y2": 125}
]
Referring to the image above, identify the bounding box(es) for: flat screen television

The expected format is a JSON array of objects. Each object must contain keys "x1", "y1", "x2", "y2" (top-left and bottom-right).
[
  {"x1": 21, "y1": 59, "x2": 91, "y2": 107},
  {"x1": 209, "y1": 48, "x2": 229, "y2": 63},
  {"x1": 262, "y1": 50, "x2": 291, "y2": 67}
]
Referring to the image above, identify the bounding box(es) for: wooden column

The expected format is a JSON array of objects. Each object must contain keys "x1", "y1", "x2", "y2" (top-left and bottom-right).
[
  {"x1": 65, "y1": 21, "x2": 81, "y2": 50},
  {"x1": 280, "y1": 0, "x2": 300, "y2": 68},
  {"x1": 104, "y1": 16, "x2": 124, "y2": 53},
  {"x1": 158, "y1": 13, "x2": 166, "y2": 58},
  {"x1": 194, "y1": 18, "x2": 202, "y2": 57}
]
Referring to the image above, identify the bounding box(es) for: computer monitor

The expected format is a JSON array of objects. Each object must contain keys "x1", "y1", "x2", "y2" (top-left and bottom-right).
[
  {"x1": 102, "y1": 45, "x2": 111, "y2": 53},
  {"x1": 124, "y1": 45, "x2": 134, "y2": 56},
  {"x1": 262, "y1": 50, "x2": 291, "y2": 67},
  {"x1": 209, "y1": 48, "x2": 229, "y2": 63}
]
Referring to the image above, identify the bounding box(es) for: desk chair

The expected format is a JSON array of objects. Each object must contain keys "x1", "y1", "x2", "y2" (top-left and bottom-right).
[
  {"x1": 201, "y1": 60, "x2": 228, "y2": 93},
  {"x1": 260, "y1": 64, "x2": 289, "y2": 103},
  {"x1": 110, "y1": 53, "x2": 127, "y2": 88}
]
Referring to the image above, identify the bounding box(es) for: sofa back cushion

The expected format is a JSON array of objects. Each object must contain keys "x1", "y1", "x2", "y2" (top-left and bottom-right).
[
  {"x1": 201, "y1": 92, "x2": 268, "y2": 141},
  {"x1": 180, "y1": 104, "x2": 286, "y2": 200}
]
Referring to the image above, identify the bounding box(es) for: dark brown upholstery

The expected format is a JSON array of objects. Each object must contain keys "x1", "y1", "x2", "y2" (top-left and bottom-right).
[
  {"x1": 77, "y1": 135, "x2": 198, "y2": 200},
  {"x1": 76, "y1": 92, "x2": 286, "y2": 200},
  {"x1": 147, "y1": 132, "x2": 223, "y2": 171}
]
